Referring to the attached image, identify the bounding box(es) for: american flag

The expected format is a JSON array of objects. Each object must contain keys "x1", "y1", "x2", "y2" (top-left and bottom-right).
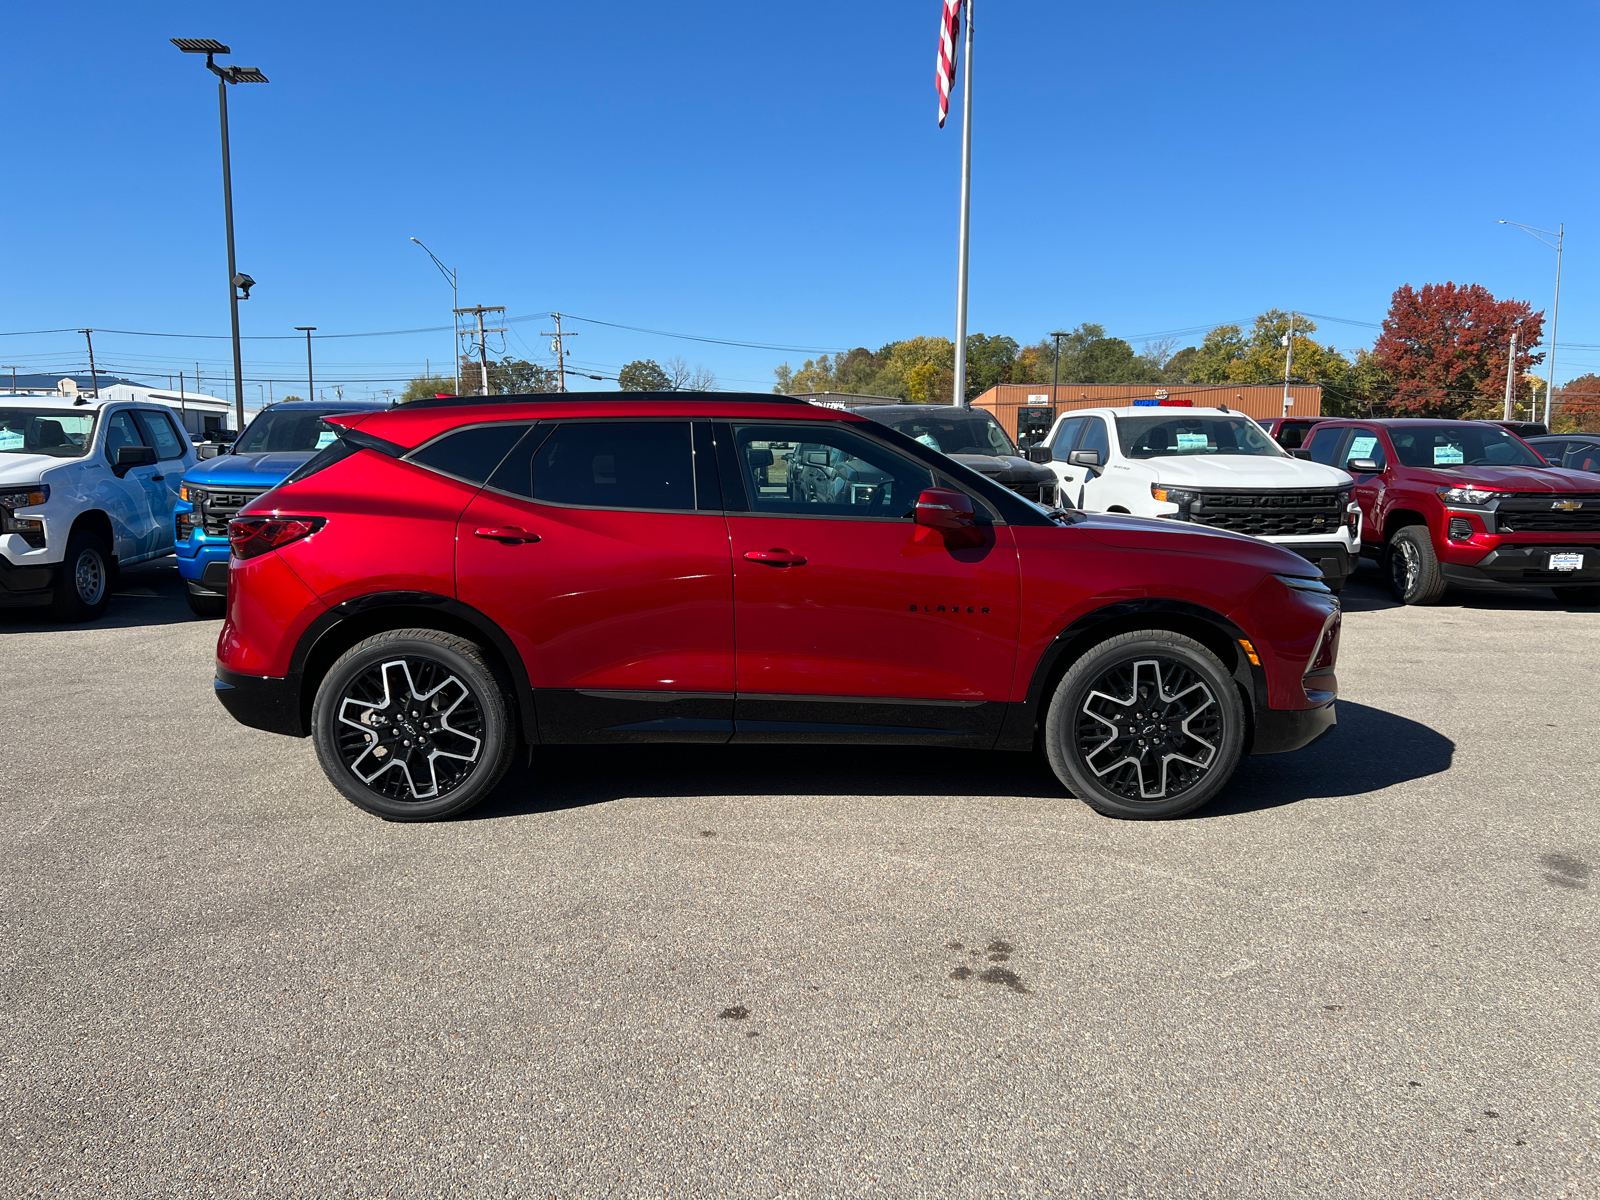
[{"x1": 936, "y1": 0, "x2": 961, "y2": 128}]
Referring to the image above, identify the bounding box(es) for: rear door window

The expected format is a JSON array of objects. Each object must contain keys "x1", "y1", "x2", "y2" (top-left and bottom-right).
[{"x1": 529, "y1": 421, "x2": 695, "y2": 511}]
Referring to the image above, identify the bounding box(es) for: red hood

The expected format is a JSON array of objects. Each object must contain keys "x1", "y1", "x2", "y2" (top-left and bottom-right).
[
  {"x1": 1078, "y1": 512, "x2": 1315, "y2": 574},
  {"x1": 1410, "y1": 465, "x2": 1600, "y2": 493}
]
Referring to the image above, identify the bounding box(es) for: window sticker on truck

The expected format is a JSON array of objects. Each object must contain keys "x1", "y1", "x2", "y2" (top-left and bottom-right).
[
  {"x1": 1433, "y1": 444, "x2": 1465, "y2": 465},
  {"x1": 1349, "y1": 435, "x2": 1378, "y2": 460},
  {"x1": 1176, "y1": 432, "x2": 1210, "y2": 451}
]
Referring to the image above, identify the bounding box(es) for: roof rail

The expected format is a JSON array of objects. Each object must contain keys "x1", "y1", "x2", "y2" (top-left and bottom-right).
[{"x1": 399, "y1": 390, "x2": 812, "y2": 411}]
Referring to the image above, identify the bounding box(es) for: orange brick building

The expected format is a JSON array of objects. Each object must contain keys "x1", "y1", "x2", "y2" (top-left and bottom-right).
[{"x1": 970, "y1": 382, "x2": 1323, "y2": 445}]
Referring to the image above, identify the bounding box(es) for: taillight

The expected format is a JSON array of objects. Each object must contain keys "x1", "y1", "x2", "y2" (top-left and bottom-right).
[{"x1": 228, "y1": 516, "x2": 325, "y2": 560}]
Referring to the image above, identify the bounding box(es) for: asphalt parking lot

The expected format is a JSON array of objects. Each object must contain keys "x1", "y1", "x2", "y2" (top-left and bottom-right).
[{"x1": 2, "y1": 562, "x2": 1597, "y2": 1199}]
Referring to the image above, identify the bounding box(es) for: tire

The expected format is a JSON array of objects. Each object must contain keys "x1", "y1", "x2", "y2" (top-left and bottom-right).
[
  {"x1": 49, "y1": 530, "x2": 112, "y2": 622},
  {"x1": 1043, "y1": 630, "x2": 1246, "y2": 820},
  {"x1": 1553, "y1": 585, "x2": 1600, "y2": 606},
  {"x1": 185, "y1": 590, "x2": 227, "y2": 618},
  {"x1": 310, "y1": 629, "x2": 516, "y2": 821},
  {"x1": 1383, "y1": 526, "x2": 1447, "y2": 605}
]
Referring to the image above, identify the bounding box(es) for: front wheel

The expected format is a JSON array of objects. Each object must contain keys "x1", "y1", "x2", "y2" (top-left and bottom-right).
[
  {"x1": 49, "y1": 530, "x2": 112, "y2": 622},
  {"x1": 1044, "y1": 630, "x2": 1246, "y2": 820},
  {"x1": 185, "y1": 589, "x2": 227, "y2": 618},
  {"x1": 1383, "y1": 526, "x2": 1447, "y2": 605},
  {"x1": 311, "y1": 629, "x2": 515, "y2": 821}
]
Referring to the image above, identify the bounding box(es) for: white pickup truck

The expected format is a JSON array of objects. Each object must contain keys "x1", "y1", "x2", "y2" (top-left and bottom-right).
[
  {"x1": 1041, "y1": 405, "x2": 1361, "y2": 589},
  {"x1": 0, "y1": 395, "x2": 197, "y2": 620}
]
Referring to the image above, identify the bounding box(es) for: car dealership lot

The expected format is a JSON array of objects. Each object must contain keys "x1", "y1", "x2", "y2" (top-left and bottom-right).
[{"x1": 2, "y1": 565, "x2": 1596, "y2": 1198}]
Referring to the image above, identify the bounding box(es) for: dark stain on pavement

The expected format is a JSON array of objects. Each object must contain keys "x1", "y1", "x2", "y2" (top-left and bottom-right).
[
  {"x1": 945, "y1": 938, "x2": 1030, "y2": 994},
  {"x1": 950, "y1": 966, "x2": 975, "y2": 981},
  {"x1": 1541, "y1": 852, "x2": 1591, "y2": 889},
  {"x1": 719, "y1": 1005, "x2": 749, "y2": 1020}
]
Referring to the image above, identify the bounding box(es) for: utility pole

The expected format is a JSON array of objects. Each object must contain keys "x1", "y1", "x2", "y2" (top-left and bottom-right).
[
  {"x1": 179, "y1": 370, "x2": 187, "y2": 426},
  {"x1": 3, "y1": 366, "x2": 17, "y2": 394},
  {"x1": 455, "y1": 305, "x2": 505, "y2": 396},
  {"x1": 952, "y1": 0, "x2": 975, "y2": 407},
  {"x1": 542, "y1": 313, "x2": 577, "y2": 393},
  {"x1": 1280, "y1": 312, "x2": 1295, "y2": 418},
  {"x1": 1547, "y1": 222, "x2": 1563, "y2": 428},
  {"x1": 1049, "y1": 330, "x2": 1068, "y2": 415},
  {"x1": 295, "y1": 327, "x2": 316, "y2": 405},
  {"x1": 1503, "y1": 330, "x2": 1519, "y2": 421},
  {"x1": 80, "y1": 329, "x2": 100, "y2": 398}
]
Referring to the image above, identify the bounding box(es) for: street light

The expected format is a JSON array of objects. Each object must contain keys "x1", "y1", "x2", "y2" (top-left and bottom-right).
[
  {"x1": 410, "y1": 238, "x2": 460, "y2": 396},
  {"x1": 1498, "y1": 219, "x2": 1563, "y2": 427},
  {"x1": 1048, "y1": 329, "x2": 1069, "y2": 415},
  {"x1": 172, "y1": 38, "x2": 269, "y2": 434},
  {"x1": 295, "y1": 327, "x2": 316, "y2": 404}
]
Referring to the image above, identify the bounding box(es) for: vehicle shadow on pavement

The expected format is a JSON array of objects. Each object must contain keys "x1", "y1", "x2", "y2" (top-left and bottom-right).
[
  {"x1": 1339, "y1": 561, "x2": 1591, "y2": 614},
  {"x1": 1204, "y1": 699, "x2": 1453, "y2": 817},
  {"x1": 0, "y1": 561, "x2": 202, "y2": 634},
  {"x1": 467, "y1": 699, "x2": 1452, "y2": 822}
]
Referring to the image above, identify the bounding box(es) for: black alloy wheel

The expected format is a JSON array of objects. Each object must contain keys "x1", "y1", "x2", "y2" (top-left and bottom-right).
[
  {"x1": 1383, "y1": 526, "x2": 1446, "y2": 605},
  {"x1": 311, "y1": 629, "x2": 515, "y2": 821},
  {"x1": 1045, "y1": 630, "x2": 1245, "y2": 819}
]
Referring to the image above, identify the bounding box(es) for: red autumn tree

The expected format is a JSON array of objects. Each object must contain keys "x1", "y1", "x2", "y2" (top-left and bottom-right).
[
  {"x1": 1372, "y1": 283, "x2": 1544, "y2": 417},
  {"x1": 1556, "y1": 374, "x2": 1600, "y2": 433}
]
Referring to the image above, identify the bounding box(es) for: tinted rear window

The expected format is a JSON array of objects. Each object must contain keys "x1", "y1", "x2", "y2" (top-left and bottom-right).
[
  {"x1": 409, "y1": 423, "x2": 531, "y2": 484},
  {"x1": 531, "y1": 422, "x2": 695, "y2": 510}
]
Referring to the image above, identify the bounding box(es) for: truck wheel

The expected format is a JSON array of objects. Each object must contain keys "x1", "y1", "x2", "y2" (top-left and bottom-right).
[
  {"x1": 49, "y1": 530, "x2": 112, "y2": 622},
  {"x1": 1043, "y1": 630, "x2": 1246, "y2": 820},
  {"x1": 311, "y1": 629, "x2": 516, "y2": 821},
  {"x1": 185, "y1": 590, "x2": 227, "y2": 618},
  {"x1": 1383, "y1": 526, "x2": 1447, "y2": 605},
  {"x1": 1553, "y1": 585, "x2": 1600, "y2": 606}
]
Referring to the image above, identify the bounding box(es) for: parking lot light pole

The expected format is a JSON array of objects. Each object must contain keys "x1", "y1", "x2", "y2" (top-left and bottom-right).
[
  {"x1": 1049, "y1": 330, "x2": 1068, "y2": 414},
  {"x1": 295, "y1": 327, "x2": 316, "y2": 403},
  {"x1": 411, "y1": 238, "x2": 460, "y2": 396},
  {"x1": 1498, "y1": 219, "x2": 1563, "y2": 427},
  {"x1": 172, "y1": 39, "x2": 268, "y2": 434}
]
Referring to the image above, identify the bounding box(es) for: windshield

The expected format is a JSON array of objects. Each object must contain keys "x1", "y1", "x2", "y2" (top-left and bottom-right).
[
  {"x1": 1389, "y1": 424, "x2": 1545, "y2": 469},
  {"x1": 872, "y1": 410, "x2": 1015, "y2": 456},
  {"x1": 232, "y1": 407, "x2": 354, "y2": 454},
  {"x1": 0, "y1": 408, "x2": 97, "y2": 458},
  {"x1": 1116, "y1": 414, "x2": 1284, "y2": 459}
]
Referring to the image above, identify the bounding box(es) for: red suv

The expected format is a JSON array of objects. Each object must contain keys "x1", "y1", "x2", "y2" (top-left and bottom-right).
[
  {"x1": 214, "y1": 395, "x2": 1341, "y2": 821},
  {"x1": 1302, "y1": 418, "x2": 1600, "y2": 605}
]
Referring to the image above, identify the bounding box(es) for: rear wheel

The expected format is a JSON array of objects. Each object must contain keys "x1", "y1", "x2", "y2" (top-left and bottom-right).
[
  {"x1": 1383, "y1": 526, "x2": 1447, "y2": 605},
  {"x1": 311, "y1": 629, "x2": 515, "y2": 821},
  {"x1": 185, "y1": 590, "x2": 227, "y2": 618},
  {"x1": 49, "y1": 530, "x2": 112, "y2": 622},
  {"x1": 1553, "y1": 585, "x2": 1600, "y2": 606},
  {"x1": 1044, "y1": 630, "x2": 1246, "y2": 820}
]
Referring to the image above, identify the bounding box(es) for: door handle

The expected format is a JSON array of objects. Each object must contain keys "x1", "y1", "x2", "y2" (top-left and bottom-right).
[
  {"x1": 473, "y1": 526, "x2": 540, "y2": 544},
  {"x1": 152, "y1": 474, "x2": 165, "y2": 481},
  {"x1": 744, "y1": 548, "x2": 807, "y2": 567}
]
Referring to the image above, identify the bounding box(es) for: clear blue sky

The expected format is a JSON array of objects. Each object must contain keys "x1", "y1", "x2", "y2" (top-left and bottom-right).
[{"x1": 3, "y1": 1, "x2": 1598, "y2": 406}]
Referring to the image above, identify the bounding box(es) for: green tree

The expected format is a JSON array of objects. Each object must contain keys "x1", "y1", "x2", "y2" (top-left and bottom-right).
[
  {"x1": 619, "y1": 359, "x2": 672, "y2": 391},
  {"x1": 399, "y1": 375, "x2": 453, "y2": 404},
  {"x1": 281, "y1": 394, "x2": 306, "y2": 403},
  {"x1": 963, "y1": 333, "x2": 1019, "y2": 399},
  {"x1": 1189, "y1": 312, "x2": 1352, "y2": 399}
]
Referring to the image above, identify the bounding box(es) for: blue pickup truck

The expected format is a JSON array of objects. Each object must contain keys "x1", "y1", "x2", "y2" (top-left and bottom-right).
[{"x1": 175, "y1": 399, "x2": 394, "y2": 616}]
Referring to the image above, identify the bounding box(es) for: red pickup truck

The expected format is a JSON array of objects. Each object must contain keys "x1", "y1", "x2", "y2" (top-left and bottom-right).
[{"x1": 1302, "y1": 418, "x2": 1600, "y2": 605}]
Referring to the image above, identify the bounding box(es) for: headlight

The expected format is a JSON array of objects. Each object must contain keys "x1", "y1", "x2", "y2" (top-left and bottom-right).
[
  {"x1": 1151, "y1": 484, "x2": 1200, "y2": 505},
  {"x1": 0, "y1": 484, "x2": 49, "y2": 509},
  {"x1": 1437, "y1": 486, "x2": 1501, "y2": 506},
  {"x1": 180, "y1": 484, "x2": 206, "y2": 504},
  {"x1": 1275, "y1": 573, "x2": 1333, "y2": 595}
]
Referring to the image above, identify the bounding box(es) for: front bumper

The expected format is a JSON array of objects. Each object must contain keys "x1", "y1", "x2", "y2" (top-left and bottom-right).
[
  {"x1": 1249, "y1": 698, "x2": 1336, "y2": 755},
  {"x1": 1271, "y1": 539, "x2": 1356, "y2": 584},
  {"x1": 178, "y1": 538, "x2": 231, "y2": 595},
  {"x1": 214, "y1": 666, "x2": 307, "y2": 737},
  {"x1": 1441, "y1": 543, "x2": 1600, "y2": 588},
  {"x1": 0, "y1": 554, "x2": 58, "y2": 608}
]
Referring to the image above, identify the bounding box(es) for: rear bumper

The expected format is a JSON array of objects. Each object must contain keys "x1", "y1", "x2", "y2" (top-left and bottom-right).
[
  {"x1": 214, "y1": 666, "x2": 307, "y2": 737},
  {"x1": 0, "y1": 554, "x2": 58, "y2": 608},
  {"x1": 1249, "y1": 698, "x2": 1336, "y2": 755}
]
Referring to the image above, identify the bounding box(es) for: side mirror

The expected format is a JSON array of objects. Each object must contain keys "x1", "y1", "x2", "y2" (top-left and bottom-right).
[
  {"x1": 1289, "y1": 448, "x2": 1313, "y2": 460},
  {"x1": 1026, "y1": 445, "x2": 1052, "y2": 464},
  {"x1": 113, "y1": 445, "x2": 157, "y2": 476},
  {"x1": 1068, "y1": 449, "x2": 1102, "y2": 469},
  {"x1": 1348, "y1": 458, "x2": 1380, "y2": 473},
  {"x1": 914, "y1": 487, "x2": 976, "y2": 531}
]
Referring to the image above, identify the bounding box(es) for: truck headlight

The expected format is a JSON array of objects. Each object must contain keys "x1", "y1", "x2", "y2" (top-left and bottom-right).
[
  {"x1": 1437, "y1": 486, "x2": 1501, "y2": 506},
  {"x1": 1151, "y1": 484, "x2": 1200, "y2": 505},
  {"x1": 0, "y1": 484, "x2": 49, "y2": 509}
]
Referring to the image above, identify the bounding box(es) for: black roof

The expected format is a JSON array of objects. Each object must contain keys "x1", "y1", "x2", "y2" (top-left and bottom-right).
[{"x1": 399, "y1": 390, "x2": 814, "y2": 411}]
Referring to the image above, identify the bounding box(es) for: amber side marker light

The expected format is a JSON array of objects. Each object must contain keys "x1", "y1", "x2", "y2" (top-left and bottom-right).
[{"x1": 1238, "y1": 638, "x2": 1260, "y2": 666}]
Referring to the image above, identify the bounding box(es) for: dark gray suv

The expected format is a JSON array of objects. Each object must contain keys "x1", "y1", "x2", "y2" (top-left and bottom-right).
[{"x1": 849, "y1": 404, "x2": 1058, "y2": 507}]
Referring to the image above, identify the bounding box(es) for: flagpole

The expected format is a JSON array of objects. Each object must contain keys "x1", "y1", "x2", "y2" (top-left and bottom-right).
[{"x1": 953, "y1": 0, "x2": 974, "y2": 407}]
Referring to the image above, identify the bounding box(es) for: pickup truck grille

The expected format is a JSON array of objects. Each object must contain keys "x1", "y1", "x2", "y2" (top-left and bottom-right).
[
  {"x1": 1189, "y1": 489, "x2": 1346, "y2": 538},
  {"x1": 1495, "y1": 494, "x2": 1600, "y2": 533},
  {"x1": 1006, "y1": 479, "x2": 1056, "y2": 506},
  {"x1": 198, "y1": 487, "x2": 269, "y2": 537}
]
